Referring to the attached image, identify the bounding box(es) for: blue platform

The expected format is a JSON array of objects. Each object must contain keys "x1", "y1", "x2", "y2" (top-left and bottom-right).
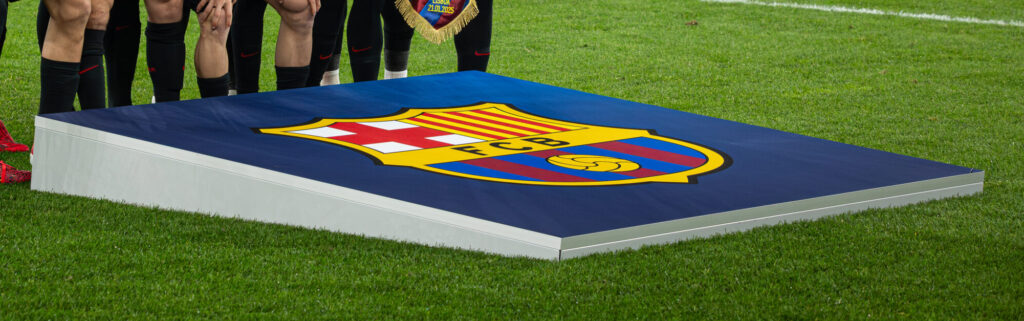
[{"x1": 32, "y1": 72, "x2": 983, "y2": 259}]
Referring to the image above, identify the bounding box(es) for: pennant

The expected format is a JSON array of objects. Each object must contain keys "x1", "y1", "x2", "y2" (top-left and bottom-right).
[{"x1": 395, "y1": 0, "x2": 479, "y2": 44}]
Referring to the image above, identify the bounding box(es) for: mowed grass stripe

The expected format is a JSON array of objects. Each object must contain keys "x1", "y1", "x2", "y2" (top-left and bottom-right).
[
  {"x1": 703, "y1": 0, "x2": 1024, "y2": 27},
  {"x1": 1, "y1": 0, "x2": 1022, "y2": 319}
]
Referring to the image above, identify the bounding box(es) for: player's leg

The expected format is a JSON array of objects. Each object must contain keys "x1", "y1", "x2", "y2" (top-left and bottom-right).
[
  {"x1": 39, "y1": 0, "x2": 92, "y2": 114},
  {"x1": 453, "y1": 0, "x2": 490, "y2": 72},
  {"x1": 3, "y1": 2, "x2": 34, "y2": 182},
  {"x1": 0, "y1": 0, "x2": 7, "y2": 58},
  {"x1": 1, "y1": 2, "x2": 31, "y2": 182},
  {"x1": 319, "y1": 13, "x2": 344, "y2": 86},
  {"x1": 1, "y1": 2, "x2": 29, "y2": 153},
  {"x1": 304, "y1": 0, "x2": 345, "y2": 87},
  {"x1": 226, "y1": 32, "x2": 234, "y2": 94},
  {"x1": 36, "y1": 1, "x2": 49, "y2": 51},
  {"x1": 381, "y1": 1, "x2": 410, "y2": 79},
  {"x1": 192, "y1": 0, "x2": 231, "y2": 98},
  {"x1": 76, "y1": 0, "x2": 114, "y2": 109},
  {"x1": 230, "y1": 0, "x2": 267, "y2": 94},
  {"x1": 266, "y1": 0, "x2": 316, "y2": 90},
  {"x1": 36, "y1": 0, "x2": 110, "y2": 109},
  {"x1": 144, "y1": 0, "x2": 187, "y2": 102},
  {"x1": 104, "y1": 0, "x2": 141, "y2": 106},
  {"x1": 345, "y1": 0, "x2": 381, "y2": 82}
]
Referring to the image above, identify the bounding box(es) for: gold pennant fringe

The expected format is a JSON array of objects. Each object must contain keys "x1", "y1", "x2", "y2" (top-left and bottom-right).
[{"x1": 395, "y1": 0, "x2": 479, "y2": 44}]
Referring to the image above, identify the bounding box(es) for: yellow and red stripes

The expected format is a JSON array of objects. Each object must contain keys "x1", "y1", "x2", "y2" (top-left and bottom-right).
[{"x1": 402, "y1": 108, "x2": 578, "y2": 141}]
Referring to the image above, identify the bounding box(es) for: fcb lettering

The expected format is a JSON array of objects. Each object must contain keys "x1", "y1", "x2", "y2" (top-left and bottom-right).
[{"x1": 257, "y1": 103, "x2": 730, "y2": 186}]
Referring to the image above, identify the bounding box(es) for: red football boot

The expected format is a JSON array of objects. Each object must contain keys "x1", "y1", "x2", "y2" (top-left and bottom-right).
[
  {"x1": 1, "y1": 161, "x2": 31, "y2": 184},
  {"x1": 1, "y1": 161, "x2": 32, "y2": 184},
  {"x1": 0, "y1": 120, "x2": 30, "y2": 152}
]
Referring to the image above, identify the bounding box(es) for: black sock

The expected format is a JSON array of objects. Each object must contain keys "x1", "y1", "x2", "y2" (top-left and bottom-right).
[
  {"x1": 40, "y1": 58, "x2": 80, "y2": 114},
  {"x1": 104, "y1": 1, "x2": 141, "y2": 107},
  {"x1": 382, "y1": 3, "x2": 413, "y2": 73},
  {"x1": 197, "y1": 73, "x2": 230, "y2": 98},
  {"x1": 326, "y1": 21, "x2": 343, "y2": 72},
  {"x1": 327, "y1": 53, "x2": 341, "y2": 72},
  {"x1": 226, "y1": 34, "x2": 236, "y2": 91},
  {"x1": 454, "y1": 0, "x2": 492, "y2": 72},
  {"x1": 384, "y1": 49, "x2": 409, "y2": 72},
  {"x1": 456, "y1": 51, "x2": 489, "y2": 72},
  {"x1": 78, "y1": 29, "x2": 106, "y2": 109},
  {"x1": 146, "y1": 20, "x2": 187, "y2": 102},
  {"x1": 275, "y1": 65, "x2": 309, "y2": 90},
  {"x1": 1, "y1": 0, "x2": 7, "y2": 57},
  {"x1": 305, "y1": 0, "x2": 346, "y2": 87},
  {"x1": 230, "y1": 0, "x2": 267, "y2": 94},
  {"x1": 382, "y1": 0, "x2": 413, "y2": 53},
  {"x1": 306, "y1": 33, "x2": 338, "y2": 87},
  {"x1": 346, "y1": 0, "x2": 382, "y2": 82},
  {"x1": 349, "y1": 51, "x2": 380, "y2": 82}
]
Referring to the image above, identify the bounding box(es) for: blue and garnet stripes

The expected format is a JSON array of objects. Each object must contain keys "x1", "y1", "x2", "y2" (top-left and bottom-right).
[{"x1": 428, "y1": 137, "x2": 710, "y2": 183}]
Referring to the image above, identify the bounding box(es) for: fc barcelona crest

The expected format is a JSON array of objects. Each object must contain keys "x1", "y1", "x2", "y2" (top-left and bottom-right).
[
  {"x1": 395, "y1": 0, "x2": 478, "y2": 44},
  {"x1": 257, "y1": 103, "x2": 730, "y2": 186}
]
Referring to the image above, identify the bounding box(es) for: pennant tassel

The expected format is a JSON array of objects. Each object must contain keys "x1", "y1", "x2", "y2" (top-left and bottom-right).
[{"x1": 395, "y1": 0, "x2": 479, "y2": 44}]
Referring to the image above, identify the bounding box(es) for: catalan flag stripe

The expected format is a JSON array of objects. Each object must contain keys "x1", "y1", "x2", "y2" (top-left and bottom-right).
[
  {"x1": 475, "y1": 110, "x2": 572, "y2": 131},
  {"x1": 412, "y1": 114, "x2": 514, "y2": 139},
  {"x1": 403, "y1": 118, "x2": 505, "y2": 140},
  {"x1": 452, "y1": 111, "x2": 553, "y2": 134},
  {"x1": 465, "y1": 109, "x2": 571, "y2": 133},
  {"x1": 419, "y1": 113, "x2": 528, "y2": 137}
]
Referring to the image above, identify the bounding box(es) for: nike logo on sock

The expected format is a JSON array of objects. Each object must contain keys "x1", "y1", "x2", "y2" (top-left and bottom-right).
[
  {"x1": 351, "y1": 46, "x2": 372, "y2": 53},
  {"x1": 474, "y1": 51, "x2": 490, "y2": 56},
  {"x1": 79, "y1": 65, "x2": 99, "y2": 74},
  {"x1": 240, "y1": 52, "x2": 258, "y2": 58},
  {"x1": 319, "y1": 54, "x2": 333, "y2": 60}
]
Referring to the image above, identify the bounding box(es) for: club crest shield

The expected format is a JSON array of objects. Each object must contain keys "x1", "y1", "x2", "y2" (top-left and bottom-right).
[
  {"x1": 394, "y1": 0, "x2": 478, "y2": 44},
  {"x1": 257, "y1": 103, "x2": 729, "y2": 186}
]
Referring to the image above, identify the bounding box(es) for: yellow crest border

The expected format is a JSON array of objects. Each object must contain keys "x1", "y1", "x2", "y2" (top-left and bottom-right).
[{"x1": 256, "y1": 102, "x2": 730, "y2": 186}]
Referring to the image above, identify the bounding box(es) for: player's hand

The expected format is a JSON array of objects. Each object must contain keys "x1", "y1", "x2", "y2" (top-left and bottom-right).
[
  {"x1": 199, "y1": 0, "x2": 234, "y2": 30},
  {"x1": 222, "y1": 0, "x2": 234, "y2": 28},
  {"x1": 307, "y1": 0, "x2": 320, "y2": 16},
  {"x1": 197, "y1": 0, "x2": 212, "y2": 19}
]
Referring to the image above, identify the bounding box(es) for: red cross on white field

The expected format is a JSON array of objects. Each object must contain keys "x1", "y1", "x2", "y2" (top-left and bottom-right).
[{"x1": 288, "y1": 121, "x2": 483, "y2": 153}]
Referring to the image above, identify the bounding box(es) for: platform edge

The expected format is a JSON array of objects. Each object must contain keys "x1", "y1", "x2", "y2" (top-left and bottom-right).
[
  {"x1": 558, "y1": 171, "x2": 983, "y2": 260},
  {"x1": 32, "y1": 116, "x2": 562, "y2": 260}
]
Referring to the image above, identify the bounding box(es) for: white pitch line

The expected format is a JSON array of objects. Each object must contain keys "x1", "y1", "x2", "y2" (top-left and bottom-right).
[{"x1": 702, "y1": 0, "x2": 1024, "y2": 28}]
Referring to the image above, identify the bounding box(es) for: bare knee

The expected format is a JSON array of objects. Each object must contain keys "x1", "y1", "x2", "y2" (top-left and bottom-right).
[
  {"x1": 86, "y1": 2, "x2": 111, "y2": 29},
  {"x1": 199, "y1": 20, "x2": 229, "y2": 44},
  {"x1": 145, "y1": 0, "x2": 184, "y2": 23},
  {"x1": 49, "y1": 0, "x2": 92, "y2": 27},
  {"x1": 277, "y1": 0, "x2": 315, "y2": 32}
]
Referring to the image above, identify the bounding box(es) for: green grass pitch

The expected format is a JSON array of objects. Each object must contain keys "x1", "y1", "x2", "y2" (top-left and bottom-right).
[{"x1": 1, "y1": 0, "x2": 1022, "y2": 319}]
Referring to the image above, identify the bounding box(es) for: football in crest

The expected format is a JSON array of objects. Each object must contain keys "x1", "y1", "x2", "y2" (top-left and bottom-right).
[{"x1": 546, "y1": 155, "x2": 641, "y2": 172}]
